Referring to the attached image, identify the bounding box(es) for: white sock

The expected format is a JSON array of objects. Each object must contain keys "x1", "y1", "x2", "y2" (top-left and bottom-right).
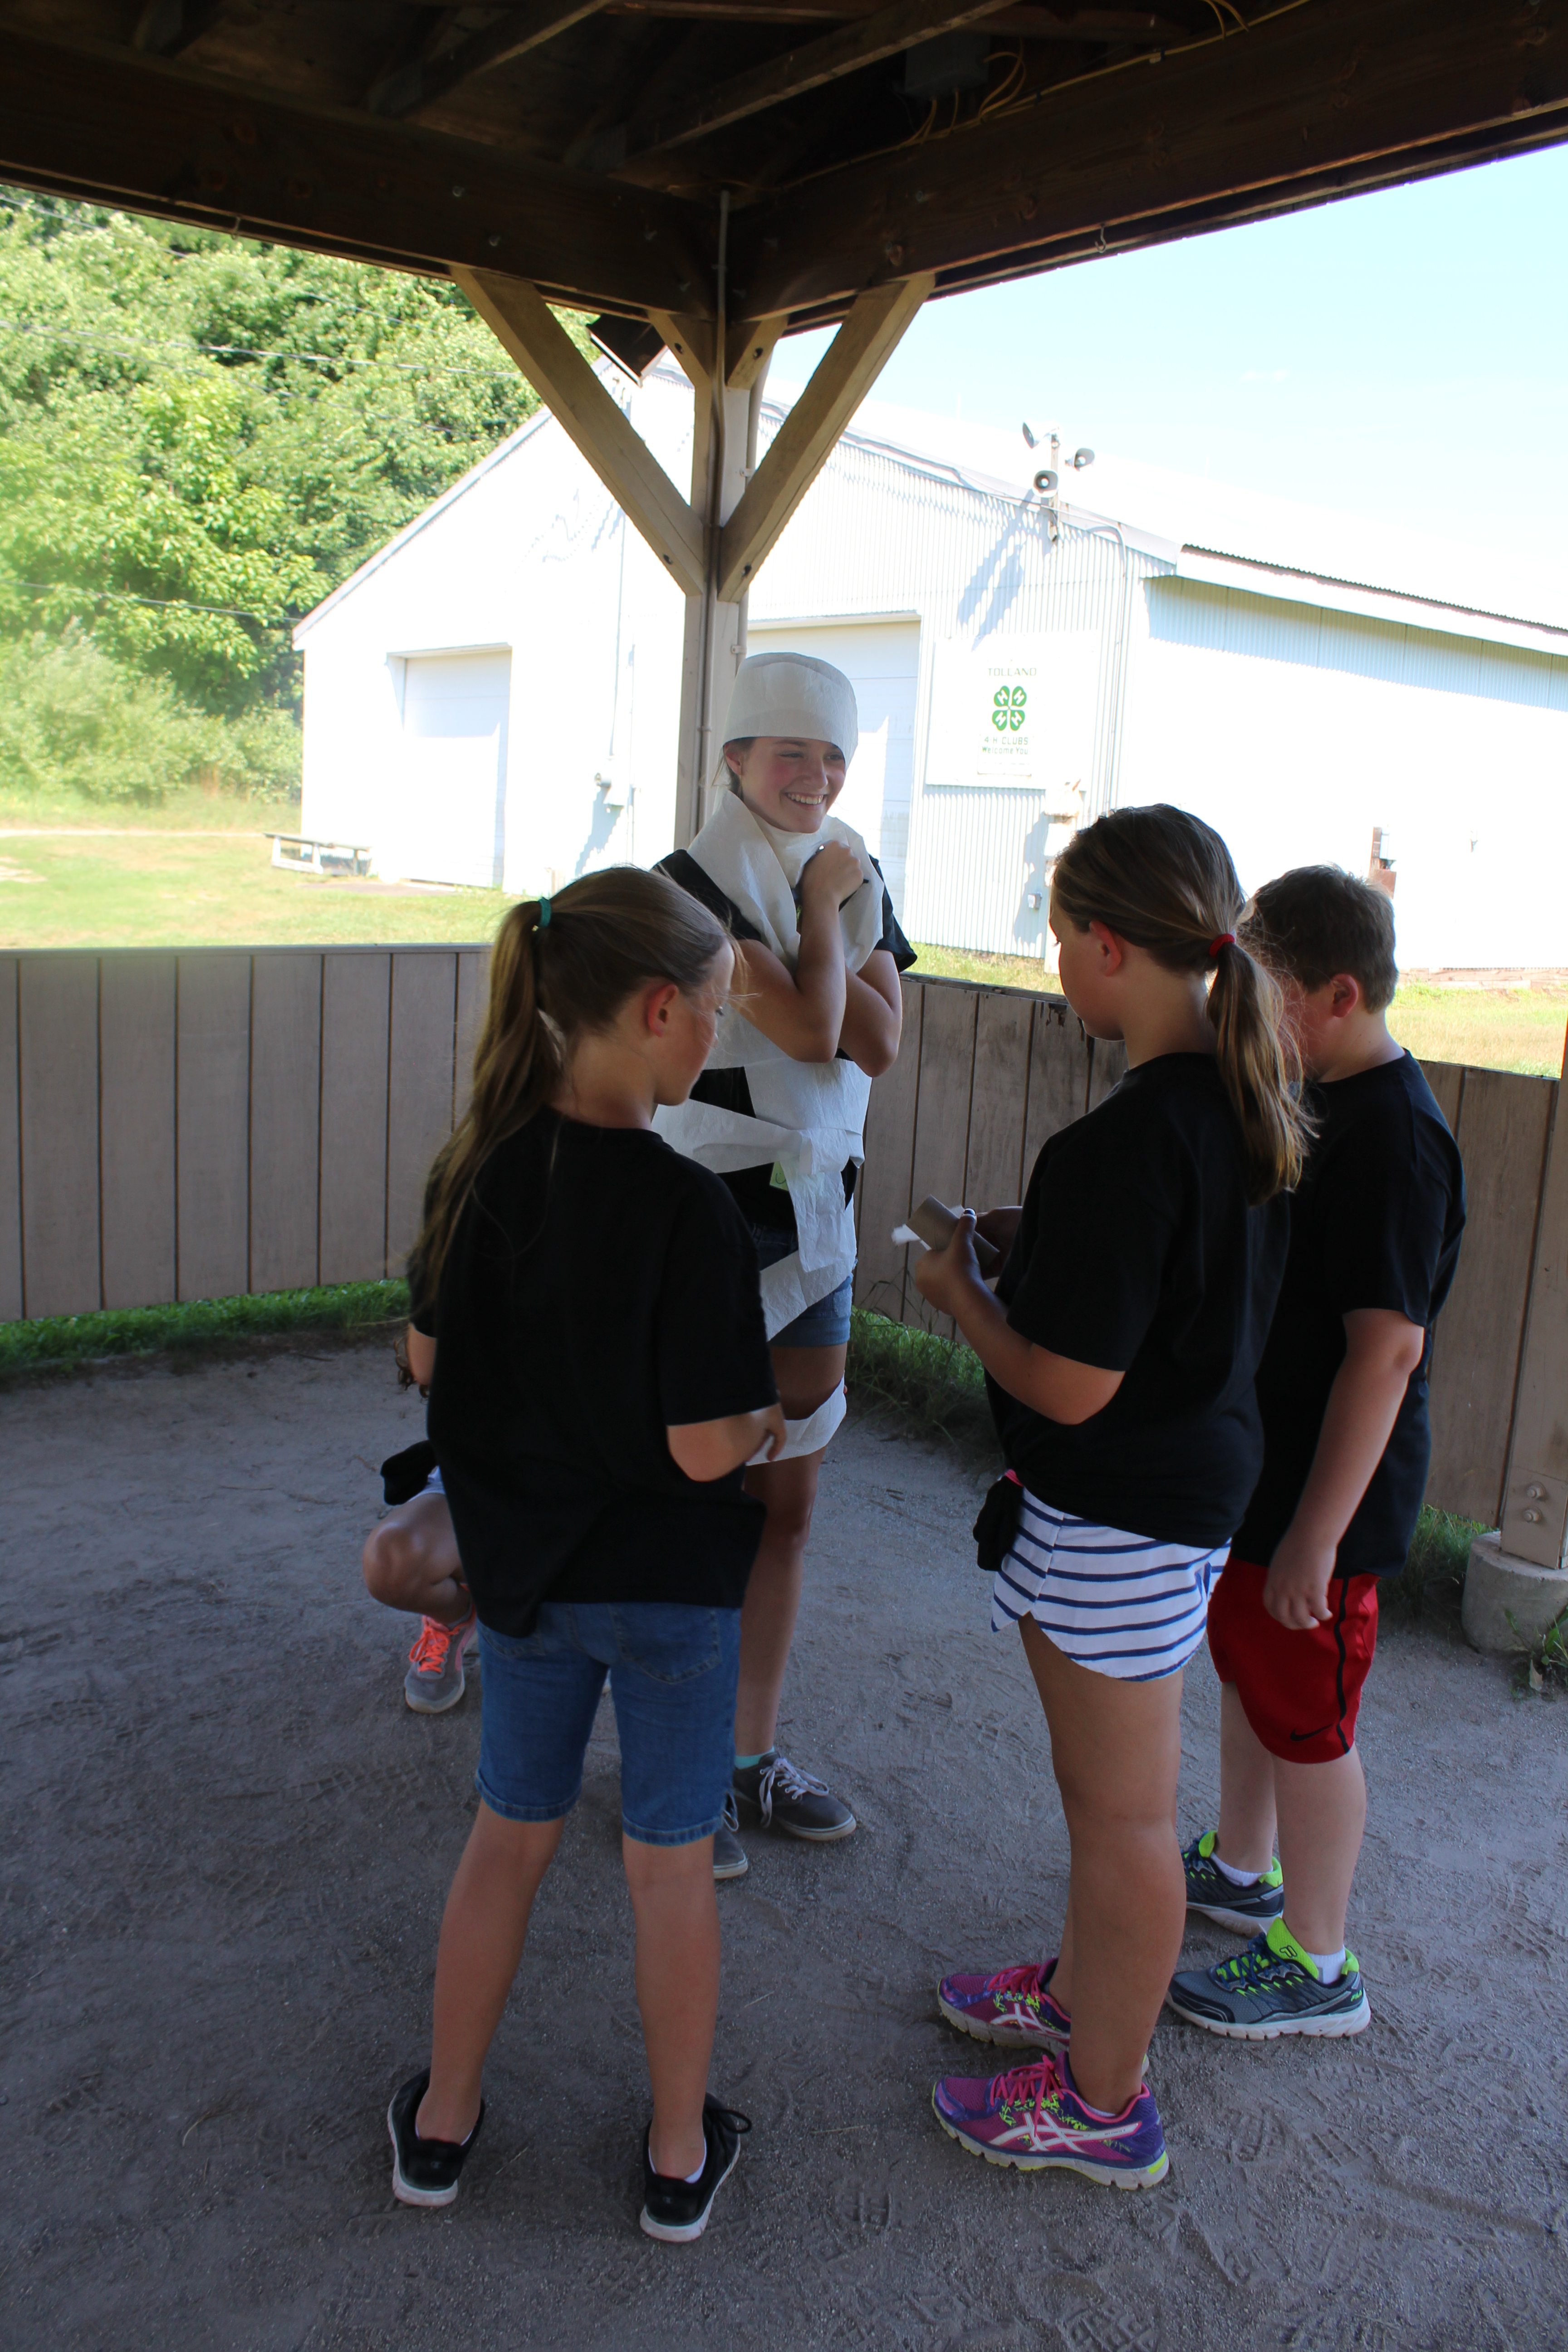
[
  {"x1": 1308, "y1": 1945, "x2": 1346, "y2": 1984},
  {"x1": 1213, "y1": 1852, "x2": 1261, "y2": 1888},
  {"x1": 681, "y1": 2155, "x2": 706, "y2": 2183}
]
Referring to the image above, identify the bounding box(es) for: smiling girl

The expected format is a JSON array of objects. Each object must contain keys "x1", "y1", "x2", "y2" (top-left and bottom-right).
[{"x1": 657, "y1": 651, "x2": 915, "y2": 1872}]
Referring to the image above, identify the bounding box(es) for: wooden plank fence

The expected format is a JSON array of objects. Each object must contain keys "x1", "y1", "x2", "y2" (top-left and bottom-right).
[{"x1": 1, "y1": 950, "x2": 1562, "y2": 1536}]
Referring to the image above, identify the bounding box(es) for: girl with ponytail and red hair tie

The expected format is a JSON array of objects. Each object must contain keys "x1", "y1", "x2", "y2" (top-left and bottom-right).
[{"x1": 911, "y1": 804, "x2": 1306, "y2": 2192}]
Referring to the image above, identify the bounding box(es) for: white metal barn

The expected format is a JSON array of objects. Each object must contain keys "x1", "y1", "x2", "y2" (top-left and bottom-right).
[{"x1": 294, "y1": 365, "x2": 1568, "y2": 971}]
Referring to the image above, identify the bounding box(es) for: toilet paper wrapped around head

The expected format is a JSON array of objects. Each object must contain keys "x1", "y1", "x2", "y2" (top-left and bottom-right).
[{"x1": 724, "y1": 651, "x2": 858, "y2": 768}]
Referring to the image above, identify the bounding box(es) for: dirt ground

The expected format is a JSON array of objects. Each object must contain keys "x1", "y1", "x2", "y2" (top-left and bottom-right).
[{"x1": 4, "y1": 1343, "x2": 1566, "y2": 2352}]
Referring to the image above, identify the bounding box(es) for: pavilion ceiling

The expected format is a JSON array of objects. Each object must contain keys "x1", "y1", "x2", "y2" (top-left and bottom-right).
[{"x1": 0, "y1": 0, "x2": 1563, "y2": 348}]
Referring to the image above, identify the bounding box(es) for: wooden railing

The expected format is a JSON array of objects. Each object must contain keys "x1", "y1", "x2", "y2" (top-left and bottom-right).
[{"x1": 2, "y1": 949, "x2": 1563, "y2": 1539}]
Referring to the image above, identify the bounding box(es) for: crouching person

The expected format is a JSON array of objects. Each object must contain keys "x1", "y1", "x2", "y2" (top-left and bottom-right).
[
  {"x1": 362, "y1": 1419, "x2": 477, "y2": 1714},
  {"x1": 384, "y1": 869, "x2": 784, "y2": 2242}
]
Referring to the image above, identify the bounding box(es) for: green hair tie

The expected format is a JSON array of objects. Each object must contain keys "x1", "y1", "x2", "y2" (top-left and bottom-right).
[{"x1": 537, "y1": 896, "x2": 551, "y2": 929}]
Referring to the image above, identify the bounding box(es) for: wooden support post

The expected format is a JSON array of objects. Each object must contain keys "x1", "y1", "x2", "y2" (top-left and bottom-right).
[
  {"x1": 451, "y1": 267, "x2": 706, "y2": 596},
  {"x1": 669, "y1": 341, "x2": 762, "y2": 850},
  {"x1": 717, "y1": 276, "x2": 932, "y2": 604},
  {"x1": 459, "y1": 264, "x2": 929, "y2": 848},
  {"x1": 1497, "y1": 1027, "x2": 1568, "y2": 1569}
]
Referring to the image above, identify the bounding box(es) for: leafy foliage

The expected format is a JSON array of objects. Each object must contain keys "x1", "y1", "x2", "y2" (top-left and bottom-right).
[{"x1": 0, "y1": 192, "x2": 576, "y2": 803}]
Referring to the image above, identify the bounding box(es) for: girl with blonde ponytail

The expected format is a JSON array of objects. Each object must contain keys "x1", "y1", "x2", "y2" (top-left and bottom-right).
[
  {"x1": 910, "y1": 805, "x2": 1300, "y2": 2193},
  {"x1": 382, "y1": 866, "x2": 785, "y2": 2243}
]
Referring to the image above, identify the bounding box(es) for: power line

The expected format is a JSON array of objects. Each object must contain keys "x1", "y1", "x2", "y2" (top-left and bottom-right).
[
  {"x1": 0, "y1": 308, "x2": 546, "y2": 388},
  {"x1": 8, "y1": 577, "x2": 286, "y2": 624}
]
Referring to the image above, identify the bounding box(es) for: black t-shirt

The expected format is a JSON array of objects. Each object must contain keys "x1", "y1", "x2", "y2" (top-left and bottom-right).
[
  {"x1": 656, "y1": 845, "x2": 916, "y2": 1234},
  {"x1": 1234, "y1": 1052, "x2": 1466, "y2": 1578},
  {"x1": 990, "y1": 1055, "x2": 1289, "y2": 1548},
  {"x1": 417, "y1": 1111, "x2": 777, "y2": 1636}
]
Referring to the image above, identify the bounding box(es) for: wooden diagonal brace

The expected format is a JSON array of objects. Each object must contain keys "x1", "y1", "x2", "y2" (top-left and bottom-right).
[
  {"x1": 453, "y1": 267, "x2": 706, "y2": 599},
  {"x1": 716, "y1": 275, "x2": 933, "y2": 605}
]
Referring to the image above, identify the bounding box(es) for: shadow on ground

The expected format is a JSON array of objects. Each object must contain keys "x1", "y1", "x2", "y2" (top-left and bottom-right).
[{"x1": 3, "y1": 1344, "x2": 1565, "y2": 2350}]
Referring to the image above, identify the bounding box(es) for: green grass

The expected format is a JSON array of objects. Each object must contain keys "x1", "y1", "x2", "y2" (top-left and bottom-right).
[
  {"x1": 0, "y1": 812, "x2": 510, "y2": 950},
  {"x1": 1514, "y1": 1603, "x2": 1568, "y2": 1697},
  {"x1": 1, "y1": 817, "x2": 1561, "y2": 1075},
  {"x1": 907, "y1": 940, "x2": 1567, "y2": 1079},
  {"x1": 0, "y1": 1278, "x2": 409, "y2": 1380}
]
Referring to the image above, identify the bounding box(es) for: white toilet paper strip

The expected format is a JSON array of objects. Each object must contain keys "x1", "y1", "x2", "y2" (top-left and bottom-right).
[{"x1": 747, "y1": 1379, "x2": 848, "y2": 1465}]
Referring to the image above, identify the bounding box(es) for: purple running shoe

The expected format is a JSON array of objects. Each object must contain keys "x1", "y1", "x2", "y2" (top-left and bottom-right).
[
  {"x1": 931, "y1": 2052, "x2": 1168, "y2": 2188},
  {"x1": 937, "y1": 1957, "x2": 1070, "y2": 2051}
]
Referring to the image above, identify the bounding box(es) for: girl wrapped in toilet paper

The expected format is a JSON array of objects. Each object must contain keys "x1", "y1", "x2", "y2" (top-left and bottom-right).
[{"x1": 655, "y1": 650, "x2": 916, "y2": 1852}]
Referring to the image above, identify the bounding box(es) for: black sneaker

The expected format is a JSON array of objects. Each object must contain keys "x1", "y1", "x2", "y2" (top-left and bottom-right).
[
  {"x1": 387, "y1": 2070, "x2": 485, "y2": 2207},
  {"x1": 1182, "y1": 1829, "x2": 1285, "y2": 1934},
  {"x1": 713, "y1": 1789, "x2": 749, "y2": 1882},
  {"x1": 640, "y1": 2097, "x2": 751, "y2": 2243},
  {"x1": 733, "y1": 1750, "x2": 856, "y2": 1842}
]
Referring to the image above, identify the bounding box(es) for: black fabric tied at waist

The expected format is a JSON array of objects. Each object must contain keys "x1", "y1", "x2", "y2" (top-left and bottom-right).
[
  {"x1": 381, "y1": 1439, "x2": 437, "y2": 1507},
  {"x1": 974, "y1": 1470, "x2": 1024, "y2": 1574}
]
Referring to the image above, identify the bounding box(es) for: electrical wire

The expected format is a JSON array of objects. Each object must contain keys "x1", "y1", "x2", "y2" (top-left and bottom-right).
[
  {"x1": 6, "y1": 578, "x2": 282, "y2": 623},
  {"x1": 0, "y1": 310, "x2": 530, "y2": 388}
]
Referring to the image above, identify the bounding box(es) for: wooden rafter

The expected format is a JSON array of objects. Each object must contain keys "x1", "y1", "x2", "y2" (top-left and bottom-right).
[
  {"x1": 727, "y1": 0, "x2": 1568, "y2": 317},
  {"x1": 366, "y1": 3, "x2": 613, "y2": 120},
  {"x1": 716, "y1": 275, "x2": 932, "y2": 602},
  {"x1": 623, "y1": 0, "x2": 1012, "y2": 159},
  {"x1": 453, "y1": 267, "x2": 708, "y2": 596},
  {"x1": 0, "y1": 28, "x2": 714, "y2": 319},
  {"x1": 132, "y1": 0, "x2": 229, "y2": 54}
]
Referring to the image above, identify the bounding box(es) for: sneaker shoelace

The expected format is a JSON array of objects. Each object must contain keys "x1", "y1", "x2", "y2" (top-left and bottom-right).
[
  {"x1": 984, "y1": 1961, "x2": 1052, "y2": 1998},
  {"x1": 721, "y1": 1790, "x2": 742, "y2": 1833},
  {"x1": 408, "y1": 1615, "x2": 459, "y2": 1672},
  {"x1": 989, "y1": 2053, "x2": 1067, "y2": 2122},
  {"x1": 1213, "y1": 1935, "x2": 1300, "y2": 1989},
  {"x1": 755, "y1": 1752, "x2": 828, "y2": 1827}
]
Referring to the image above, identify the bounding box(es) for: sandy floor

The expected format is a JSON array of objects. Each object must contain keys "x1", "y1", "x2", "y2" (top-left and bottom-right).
[{"x1": 4, "y1": 1343, "x2": 1566, "y2": 2351}]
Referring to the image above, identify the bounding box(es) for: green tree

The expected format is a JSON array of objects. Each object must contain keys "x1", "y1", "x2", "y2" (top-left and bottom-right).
[{"x1": 0, "y1": 193, "x2": 582, "y2": 802}]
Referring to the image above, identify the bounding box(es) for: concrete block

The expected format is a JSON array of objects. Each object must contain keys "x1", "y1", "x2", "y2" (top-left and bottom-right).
[{"x1": 1461, "y1": 1531, "x2": 1568, "y2": 1656}]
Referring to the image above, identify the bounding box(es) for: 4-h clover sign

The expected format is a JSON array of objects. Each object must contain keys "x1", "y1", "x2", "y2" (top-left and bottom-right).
[{"x1": 992, "y1": 685, "x2": 1028, "y2": 733}]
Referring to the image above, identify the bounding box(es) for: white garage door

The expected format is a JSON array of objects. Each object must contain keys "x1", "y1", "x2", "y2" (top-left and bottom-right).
[
  {"x1": 398, "y1": 649, "x2": 511, "y2": 889},
  {"x1": 745, "y1": 618, "x2": 919, "y2": 918}
]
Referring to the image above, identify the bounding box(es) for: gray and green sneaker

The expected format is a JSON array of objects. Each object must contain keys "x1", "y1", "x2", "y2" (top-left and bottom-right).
[
  {"x1": 1167, "y1": 1917, "x2": 1371, "y2": 2040},
  {"x1": 733, "y1": 1750, "x2": 855, "y2": 1842},
  {"x1": 1182, "y1": 1830, "x2": 1284, "y2": 1934}
]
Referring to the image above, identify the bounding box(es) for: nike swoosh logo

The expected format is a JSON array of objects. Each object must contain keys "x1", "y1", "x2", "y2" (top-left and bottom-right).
[{"x1": 1289, "y1": 1724, "x2": 1335, "y2": 1742}]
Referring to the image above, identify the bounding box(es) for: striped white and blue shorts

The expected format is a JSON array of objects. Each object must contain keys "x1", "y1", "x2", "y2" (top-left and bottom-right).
[{"x1": 991, "y1": 1486, "x2": 1227, "y2": 1682}]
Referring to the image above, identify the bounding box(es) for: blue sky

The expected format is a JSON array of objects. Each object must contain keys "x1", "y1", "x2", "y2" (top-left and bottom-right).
[{"x1": 777, "y1": 144, "x2": 1568, "y2": 570}]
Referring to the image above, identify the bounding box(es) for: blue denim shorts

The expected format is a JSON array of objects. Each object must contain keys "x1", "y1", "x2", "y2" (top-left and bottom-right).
[
  {"x1": 475, "y1": 1602, "x2": 741, "y2": 1847},
  {"x1": 749, "y1": 1220, "x2": 854, "y2": 1348}
]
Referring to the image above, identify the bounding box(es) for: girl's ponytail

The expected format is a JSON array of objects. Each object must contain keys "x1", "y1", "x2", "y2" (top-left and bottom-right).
[
  {"x1": 1205, "y1": 930, "x2": 1308, "y2": 1202},
  {"x1": 1051, "y1": 805, "x2": 1308, "y2": 1203},
  {"x1": 414, "y1": 868, "x2": 730, "y2": 1295}
]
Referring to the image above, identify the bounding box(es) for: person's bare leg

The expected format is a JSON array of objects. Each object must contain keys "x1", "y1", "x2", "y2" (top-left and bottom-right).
[
  {"x1": 623, "y1": 1836, "x2": 721, "y2": 2180},
  {"x1": 1274, "y1": 1744, "x2": 1366, "y2": 1956},
  {"x1": 1215, "y1": 1681, "x2": 1278, "y2": 1873},
  {"x1": 733, "y1": 1341, "x2": 845, "y2": 1756},
  {"x1": 417, "y1": 1804, "x2": 564, "y2": 2143},
  {"x1": 1019, "y1": 1615, "x2": 1184, "y2": 2114},
  {"x1": 362, "y1": 1491, "x2": 469, "y2": 1624}
]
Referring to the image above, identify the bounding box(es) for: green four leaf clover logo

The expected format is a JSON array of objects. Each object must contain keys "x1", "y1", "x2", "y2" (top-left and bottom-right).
[{"x1": 991, "y1": 685, "x2": 1027, "y2": 733}]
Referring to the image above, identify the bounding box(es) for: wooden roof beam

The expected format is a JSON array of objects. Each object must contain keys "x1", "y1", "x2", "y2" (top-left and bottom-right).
[
  {"x1": 365, "y1": 3, "x2": 613, "y2": 120},
  {"x1": 728, "y1": 0, "x2": 1568, "y2": 315},
  {"x1": 454, "y1": 266, "x2": 708, "y2": 596},
  {"x1": 0, "y1": 28, "x2": 714, "y2": 319},
  {"x1": 623, "y1": 0, "x2": 1014, "y2": 161},
  {"x1": 132, "y1": 1, "x2": 230, "y2": 55},
  {"x1": 716, "y1": 273, "x2": 932, "y2": 602}
]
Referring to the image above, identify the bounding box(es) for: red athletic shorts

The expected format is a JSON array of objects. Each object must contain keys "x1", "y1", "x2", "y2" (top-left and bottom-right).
[{"x1": 1207, "y1": 1557, "x2": 1379, "y2": 1764}]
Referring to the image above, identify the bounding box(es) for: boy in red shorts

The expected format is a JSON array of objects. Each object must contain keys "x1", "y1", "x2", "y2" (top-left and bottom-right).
[{"x1": 1168, "y1": 867, "x2": 1465, "y2": 2039}]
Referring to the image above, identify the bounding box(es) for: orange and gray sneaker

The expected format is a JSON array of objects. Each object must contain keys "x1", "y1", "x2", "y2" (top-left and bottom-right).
[{"x1": 403, "y1": 1607, "x2": 478, "y2": 1714}]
